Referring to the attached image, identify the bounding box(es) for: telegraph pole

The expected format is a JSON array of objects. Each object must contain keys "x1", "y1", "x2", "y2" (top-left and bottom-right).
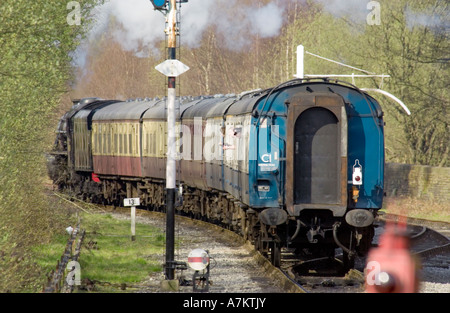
[{"x1": 151, "y1": 0, "x2": 189, "y2": 281}]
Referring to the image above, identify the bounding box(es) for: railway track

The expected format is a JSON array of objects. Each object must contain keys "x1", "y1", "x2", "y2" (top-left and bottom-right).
[
  {"x1": 168, "y1": 211, "x2": 450, "y2": 293},
  {"x1": 278, "y1": 245, "x2": 367, "y2": 293},
  {"x1": 404, "y1": 218, "x2": 450, "y2": 293},
  {"x1": 280, "y1": 215, "x2": 450, "y2": 293},
  {"x1": 69, "y1": 201, "x2": 449, "y2": 293}
]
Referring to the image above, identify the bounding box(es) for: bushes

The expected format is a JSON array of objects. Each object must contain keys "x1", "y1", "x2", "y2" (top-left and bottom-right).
[{"x1": 0, "y1": 0, "x2": 100, "y2": 292}]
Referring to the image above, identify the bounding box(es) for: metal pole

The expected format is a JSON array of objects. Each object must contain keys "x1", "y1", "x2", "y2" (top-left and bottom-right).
[
  {"x1": 296, "y1": 45, "x2": 304, "y2": 79},
  {"x1": 165, "y1": 0, "x2": 177, "y2": 281}
]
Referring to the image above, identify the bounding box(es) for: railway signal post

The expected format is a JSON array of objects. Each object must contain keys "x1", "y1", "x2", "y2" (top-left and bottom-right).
[{"x1": 152, "y1": 0, "x2": 189, "y2": 282}]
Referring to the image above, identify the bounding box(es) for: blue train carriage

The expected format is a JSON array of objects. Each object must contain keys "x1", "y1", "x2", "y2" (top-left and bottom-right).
[{"x1": 247, "y1": 79, "x2": 384, "y2": 266}]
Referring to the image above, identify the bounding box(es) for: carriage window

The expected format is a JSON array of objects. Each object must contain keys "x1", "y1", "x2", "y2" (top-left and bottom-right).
[
  {"x1": 98, "y1": 131, "x2": 102, "y2": 154},
  {"x1": 123, "y1": 134, "x2": 129, "y2": 154},
  {"x1": 129, "y1": 134, "x2": 133, "y2": 155},
  {"x1": 103, "y1": 133, "x2": 107, "y2": 154},
  {"x1": 107, "y1": 133, "x2": 111, "y2": 154},
  {"x1": 119, "y1": 134, "x2": 123, "y2": 154},
  {"x1": 114, "y1": 134, "x2": 118, "y2": 154}
]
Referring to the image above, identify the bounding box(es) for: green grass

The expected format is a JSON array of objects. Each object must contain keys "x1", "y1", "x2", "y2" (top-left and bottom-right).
[
  {"x1": 32, "y1": 233, "x2": 69, "y2": 271},
  {"x1": 77, "y1": 213, "x2": 165, "y2": 288},
  {"x1": 32, "y1": 211, "x2": 166, "y2": 292}
]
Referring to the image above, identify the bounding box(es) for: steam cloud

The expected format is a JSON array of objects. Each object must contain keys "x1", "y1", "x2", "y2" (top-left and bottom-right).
[
  {"x1": 313, "y1": 0, "x2": 449, "y2": 29},
  {"x1": 73, "y1": 0, "x2": 448, "y2": 70},
  {"x1": 73, "y1": 0, "x2": 286, "y2": 68},
  {"x1": 313, "y1": 0, "x2": 374, "y2": 24},
  {"x1": 181, "y1": 0, "x2": 285, "y2": 50}
]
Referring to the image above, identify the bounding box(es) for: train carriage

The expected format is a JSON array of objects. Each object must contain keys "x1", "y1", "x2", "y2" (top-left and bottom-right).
[
  {"x1": 91, "y1": 100, "x2": 158, "y2": 178},
  {"x1": 50, "y1": 78, "x2": 385, "y2": 268},
  {"x1": 141, "y1": 99, "x2": 169, "y2": 180}
]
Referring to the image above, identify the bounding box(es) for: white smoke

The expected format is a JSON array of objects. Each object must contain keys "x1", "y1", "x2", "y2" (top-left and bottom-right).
[
  {"x1": 84, "y1": 0, "x2": 165, "y2": 57},
  {"x1": 107, "y1": 0, "x2": 165, "y2": 53},
  {"x1": 249, "y1": 2, "x2": 284, "y2": 38},
  {"x1": 182, "y1": 0, "x2": 284, "y2": 50},
  {"x1": 71, "y1": 0, "x2": 164, "y2": 70},
  {"x1": 313, "y1": 0, "x2": 372, "y2": 24},
  {"x1": 73, "y1": 0, "x2": 286, "y2": 68},
  {"x1": 314, "y1": 0, "x2": 448, "y2": 30},
  {"x1": 405, "y1": 5, "x2": 449, "y2": 30}
]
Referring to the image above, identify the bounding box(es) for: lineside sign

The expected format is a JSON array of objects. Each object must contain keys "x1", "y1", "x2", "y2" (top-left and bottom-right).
[{"x1": 124, "y1": 198, "x2": 140, "y2": 207}]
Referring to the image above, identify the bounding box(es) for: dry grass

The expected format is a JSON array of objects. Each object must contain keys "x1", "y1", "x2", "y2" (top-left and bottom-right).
[{"x1": 382, "y1": 197, "x2": 450, "y2": 223}]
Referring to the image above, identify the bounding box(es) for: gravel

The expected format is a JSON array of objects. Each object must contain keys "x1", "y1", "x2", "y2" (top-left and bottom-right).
[
  {"x1": 109, "y1": 210, "x2": 287, "y2": 293},
  {"x1": 108, "y1": 209, "x2": 450, "y2": 293},
  {"x1": 418, "y1": 253, "x2": 450, "y2": 293}
]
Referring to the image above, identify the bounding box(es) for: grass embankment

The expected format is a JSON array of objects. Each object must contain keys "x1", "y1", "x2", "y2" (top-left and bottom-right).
[
  {"x1": 32, "y1": 206, "x2": 165, "y2": 292},
  {"x1": 382, "y1": 197, "x2": 450, "y2": 223},
  {"x1": 77, "y1": 212, "x2": 164, "y2": 286}
]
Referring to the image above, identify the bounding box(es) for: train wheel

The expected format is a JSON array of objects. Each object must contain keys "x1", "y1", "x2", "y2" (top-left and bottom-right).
[
  {"x1": 270, "y1": 241, "x2": 281, "y2": 267},
  {"x1": 255, "y1": 235, "x2": 269, "y2": 257},
  {"x1": 255, "y1": 235, "x2": 263, "y2": 252},
  {"x1": 343, "y1": 250, "x2": 355, "y2": 272}
]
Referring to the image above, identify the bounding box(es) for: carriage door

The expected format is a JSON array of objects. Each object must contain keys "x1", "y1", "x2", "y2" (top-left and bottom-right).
[
  {"x1": 294, "y1": 107, "x2": 338, "y2": 204},
  {"x1": 286, "y1": 93, "x2": 348, "y2": 217}
]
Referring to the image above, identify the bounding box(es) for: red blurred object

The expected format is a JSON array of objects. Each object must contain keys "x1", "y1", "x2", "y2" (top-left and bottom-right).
[
  {"x1": 365, "y1": 220, "x2": 419, "y2": 293},
  {"x1": 92, "y1": 173, "x2": 101, "y2": 183}
]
